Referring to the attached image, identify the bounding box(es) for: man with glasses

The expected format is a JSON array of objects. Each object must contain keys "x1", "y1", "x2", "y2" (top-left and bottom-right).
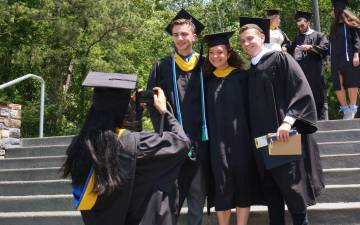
[{"x1": 288, "y1": 11, "x2": 329, "y2": 120}]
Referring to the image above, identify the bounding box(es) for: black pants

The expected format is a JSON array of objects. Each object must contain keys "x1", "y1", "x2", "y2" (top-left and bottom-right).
[{"x1": 264, "y1": 171, "x2": 309, "y2": 225}]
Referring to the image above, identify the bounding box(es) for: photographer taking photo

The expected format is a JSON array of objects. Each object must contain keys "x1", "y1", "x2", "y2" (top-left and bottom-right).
[{"x1": 62, "y1": 71, "x2": 190, "y2": 225}]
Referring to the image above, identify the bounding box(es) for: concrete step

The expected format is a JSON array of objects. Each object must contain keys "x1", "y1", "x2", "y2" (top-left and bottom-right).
[
  {"x1": 317, "y1": 119, "x2": 360, "y2": 131},
  {"x1": 0, "y1": 184, "x2": 357, "y2": 213},
  {"x1": 319, "y1": 141, "x2": 360, "y2": 155},
  {"x1": 320, "y1": 153, "x2": 360, "y2": 169},
  {"x1": 0, "y1": 180, "x2": 71, "y2": 196},
  {"x1": 0, "y1": 156, "x2": 65, "y2": 169},
  {"x1": 318, "y1": 184, "x2": 360, "y2": 203},
  {"x1": 5, "y1": 141, "x2": 360, "y2": 162},
  {"x1": 22, "y1": 136, "x2": 74, "y2": 147},
  {"x1": 0, "y1": 195, "x2": 74, "y2": 212},
  {"x1": 0, "y1": 203, "x2": 358, "y2": 225},
  {"x1": 0, "y1": 167, "x2": 63, "y2": 181},
  {"x1": 178, "y1": 203, "x2": 360, "y2": 225},
  {"x1": 0, "y1": 168, "x2": 355, "y2": 195},
  {"x1": 324, "y1": 168, "x2": 360, "y2": 185},
  {"x1": 5, "y1": 145, "x2": 67, "y2": 158},
  {"x1": 7, "y1": 140, "x2": 360, "y2": 159},
  {"x1": 0, "y1": 211, "x2": 83, "y2": 225},
  {"x1": 314, "y1": 129, "x2": 360, "y2": 143}
]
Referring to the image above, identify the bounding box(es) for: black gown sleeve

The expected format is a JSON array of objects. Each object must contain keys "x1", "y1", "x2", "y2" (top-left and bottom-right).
[
  {"x1": 146, "y1": 62, "x2": 163, "y2": 132},
  {"x1": 350, "y1": 27, "x2": 360, "y2": 53},
  {"x1": 137, "y1": 111, "x2": 190, "y2": 159},
  {"x1": 313, "y1": 32, "x2": 329, "y2": 59},
  {"x1": 281, "y1": 30, "x2": 292, "y2": 50},
  {"x1": 288, "y1": 35, "x2": 298, "y2": 55},
  {"x1": 278, "y1": 52, "x2": 318, "y2": 134}
]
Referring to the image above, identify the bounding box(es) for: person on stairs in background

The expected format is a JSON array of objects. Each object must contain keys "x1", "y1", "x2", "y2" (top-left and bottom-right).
[
  {"x1": 288, "y1": 11, "x2": 329, "y2": 120},
  {"x1": 330, "y1": 0, "x2": 360, "y2": 119},
  {"x1": 264, "y1": 9, "x2": 291, "y2": 52}
]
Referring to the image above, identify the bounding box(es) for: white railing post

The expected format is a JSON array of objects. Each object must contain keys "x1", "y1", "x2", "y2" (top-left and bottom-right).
[{"x1": 0, "y1": 74, "x2": 45, "y2": 138}]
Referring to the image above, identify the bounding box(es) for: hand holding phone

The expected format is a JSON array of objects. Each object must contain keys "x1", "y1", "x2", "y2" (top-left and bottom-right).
[
  {"x1": 137, "y1": 90, "x2": 154, "y2": 104},
  {"x1": 153, "y1": 87, "x2": 166, "y2": 114}
]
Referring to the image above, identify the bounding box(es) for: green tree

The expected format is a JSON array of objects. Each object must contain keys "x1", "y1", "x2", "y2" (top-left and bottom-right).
[{"x1": 0, "y1": 0, "x2": 359, "y2": 137}]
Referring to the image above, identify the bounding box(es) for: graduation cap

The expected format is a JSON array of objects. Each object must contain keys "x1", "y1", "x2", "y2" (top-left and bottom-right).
[
  {"x1": 266, "y1": 9, "x2": 281, "y2": 17},
  {"x1": 82, "y1": 71, "x2": 137, "y2": 90},
  {"x1": 165, "y1": 9, "x2": 205, "y2": 35},
  {"x1": 295, "y1": 11, "x2": 312, "y2": 21},
  {"x1": 82, "y1": 71, "x2": 137, "y2": 110},
  {"x1": 239, "y1": 17, "x2": 270, "y2": 43},
  {"x1": 332, "y1": 0, "x2": 348, "y2": 9},
  {"x1": 203, "y1": 31, "x2": 234, "y2": 48}
]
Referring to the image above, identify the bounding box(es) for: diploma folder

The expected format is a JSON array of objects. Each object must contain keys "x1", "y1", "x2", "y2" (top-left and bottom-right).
[
  {"x1": 255, "y1": 130, "x2": 303, "y2": 169},
  {"x1": 255, "y1": 130, "x2": 302, "y2": 156}
]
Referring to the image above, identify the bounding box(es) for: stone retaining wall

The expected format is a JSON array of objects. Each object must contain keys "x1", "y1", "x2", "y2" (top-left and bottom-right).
[{"x1": 0, "y1": 101, "x2": 21, "y2": 158}]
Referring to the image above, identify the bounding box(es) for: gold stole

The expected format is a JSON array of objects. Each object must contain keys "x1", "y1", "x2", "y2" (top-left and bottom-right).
[
  {"x1": 213, "y1": 66, "x2": 236, "y2": 78},
  {"x1": 174, "y1": 52, "x2": 200, "y2": 72},
  {"x1": 76, "y1": 128, "x2": 126, "y2": 210},
  {"x1": 270, "y1": 25, "x2": 279, "y2": 30}
]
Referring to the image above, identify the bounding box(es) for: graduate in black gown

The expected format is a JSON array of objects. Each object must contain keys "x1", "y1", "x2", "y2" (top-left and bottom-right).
[
  {"x1": 330, "y1": 0, "x2": 360, "y2": 119},
  {"x1": 289, "y1": 11, "x2": 329, "y2": 120},
  {"x1": 147, "y1": 9, "x2": 209, "y2": 225},
  {"x1": 62, "y1": 72, "x2": 190, "y2": 225},
  {"x1": 239, "y1": 17, "x2": 324, "y2": 225},
  {"x1": 203, "y1": 31, "x2": 264, "y2": 225},
  {"x1": 265, "y1": 9, "x2": 291, "y2": 52}
]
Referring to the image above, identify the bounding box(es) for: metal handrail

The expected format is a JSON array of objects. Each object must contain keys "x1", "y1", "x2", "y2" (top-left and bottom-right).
[{"x1": 0, "y1": 74, "x2": 45, "y2": 138}]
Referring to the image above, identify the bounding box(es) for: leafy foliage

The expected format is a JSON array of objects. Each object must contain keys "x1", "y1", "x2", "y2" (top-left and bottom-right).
[{"x1": 0, "y1": 0, "x2": 359, "y2": 137}]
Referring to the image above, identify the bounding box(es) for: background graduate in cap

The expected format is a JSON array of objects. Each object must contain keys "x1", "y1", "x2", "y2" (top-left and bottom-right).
[
  {"x1": 288, "y1": 11, "x2": 329, "y2": 120},
  {"x1": 330, "y1": 0, "x2": 360, "y2": 119},
  {"x1": 146, "y1": 8, "x2": 209, "y2": 225},
  {"x1": 203, "y1": 31, "x2": 264, "y2": 225},
  {"x1": 62, "y1": 71, "x2": 191, "y2": 225},
  {"x1": 264, "y1": 9, "x2": 291, "y2": 52},
  {"x1": 239, "y1": 17, "x2": 324, "y2": 225}
]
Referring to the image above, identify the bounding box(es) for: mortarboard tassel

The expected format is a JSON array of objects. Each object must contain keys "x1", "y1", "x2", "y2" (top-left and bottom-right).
[{"x1": 199, "y1": 41, "x2": 209, "y2": 141}]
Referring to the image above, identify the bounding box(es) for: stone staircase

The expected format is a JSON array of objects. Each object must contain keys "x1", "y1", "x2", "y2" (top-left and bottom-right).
[
  {"x1": 0, "y1": 136, "x2": 80, "y2": 225},
  {"x1": 0, "y1": 119, "x2": 359, "y2": 225}
]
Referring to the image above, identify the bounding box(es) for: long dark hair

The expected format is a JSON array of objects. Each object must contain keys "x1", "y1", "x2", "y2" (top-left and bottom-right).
[
  {"x1": 203, "y1": 44, "x2": 247, "y2": 77},
  {"x1": 62, "y1": 88, "x2": 131, "y2": 195},
  {"x1": 330, "y1": 8, "x2": 360, "y2": 37}
]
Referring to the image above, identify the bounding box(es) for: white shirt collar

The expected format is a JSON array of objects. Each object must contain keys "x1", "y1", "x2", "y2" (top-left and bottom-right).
[
  {"x1": 303, "y1": 28, "x2": 314, "y2": 35},
  {"x1": 251, "y1": 47, "x2": 273, "y2": 65}
]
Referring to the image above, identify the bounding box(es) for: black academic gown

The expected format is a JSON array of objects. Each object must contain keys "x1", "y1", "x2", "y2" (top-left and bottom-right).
[
  {"x1": 281, "y1": 29, "x2": 292, "y2": 50},
  {"x1": 289, "y1": 30, "x2": 329, "y2": 120},
  {"x1": 248, "y1": 51, "x2": 324, "y2": 213},
  {"x1": 147, "y1": 55, "x2": 209, "y2": 208},
  {"x1": 330, "y1": 23, "x2": 360, "y2": 90},
  {"x1": 206, "y1": 69, "x2": 264, "y2": 210},
  {"x1": 81, "y1": 111, "x2": 190, "y2": 225}
]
